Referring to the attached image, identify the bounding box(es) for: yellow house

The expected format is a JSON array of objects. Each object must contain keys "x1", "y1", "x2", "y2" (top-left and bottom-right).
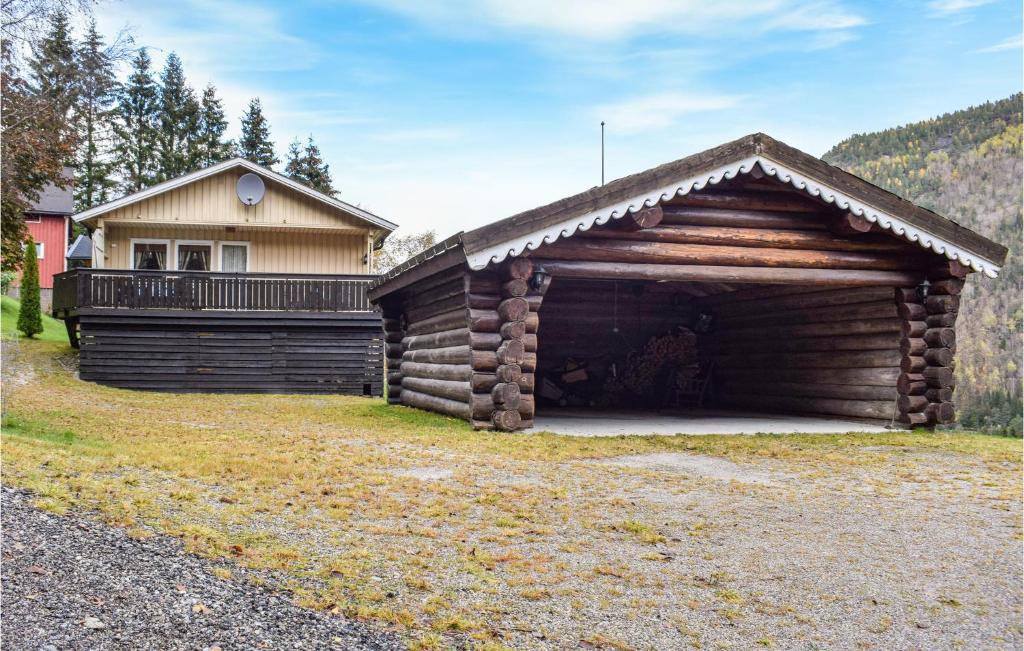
[
  {"x1": 74, "y1": 158, "x2": 396, "y2": 274},
  {"x1": 53, "y1": 159, "x2": 398, "y2": 396}
]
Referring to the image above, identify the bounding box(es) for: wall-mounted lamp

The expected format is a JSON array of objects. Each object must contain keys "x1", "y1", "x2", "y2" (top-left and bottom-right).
[
  {"x1": 362, "y1": 253, "x2": 369, "y2": 265},
  {"x1": 916, "y1": 278, "x2": 930, "y2": 302},
  {"x1": 528, "y1": 269, "x2": 549, "y2": 291}
]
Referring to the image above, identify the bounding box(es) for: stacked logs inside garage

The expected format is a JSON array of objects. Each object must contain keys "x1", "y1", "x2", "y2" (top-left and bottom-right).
[
  {"x1": 697, "y1": 285, "x2": 902, "y2": 421},
  {"x1": 376, "y1": 260, "x2": 545, "y2": 431}
]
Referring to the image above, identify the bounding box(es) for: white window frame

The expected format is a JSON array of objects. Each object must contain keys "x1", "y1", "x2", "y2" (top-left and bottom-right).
[
  {"x1": 22, "y1": 241, "x2": 44, "y2": 259},
  {"x1": 173, "y1": 239, "x2": 215, "y2": 272},
  {"x1": 129, "y1": 238, "x2": 171, "y2": 270},
  {"x1": 218, "y1": 241, "x2": 251, "y2": 272}
]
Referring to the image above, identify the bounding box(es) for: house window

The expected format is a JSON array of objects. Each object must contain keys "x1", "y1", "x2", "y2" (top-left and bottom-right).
[
  {"x1": 131, "y1": 240, "x2": 169, "y2": 270},
  {"x1": 21, "y1": 241, "x2": 44, "y2": 259},
  {"x1": 220, "y1": 242, "x2": 249, "y2": 273},
  {"x1": 176, "y1": 241, "x2": 213, "y2": 271},
  {"x1": 23, "y1": 214, "x2": 41, "y2": 223}
]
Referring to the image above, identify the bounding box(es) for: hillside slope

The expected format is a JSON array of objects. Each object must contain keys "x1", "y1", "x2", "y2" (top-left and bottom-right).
[{"x1": 824, "y1": 94, "x2": 1022, "y2": 434}]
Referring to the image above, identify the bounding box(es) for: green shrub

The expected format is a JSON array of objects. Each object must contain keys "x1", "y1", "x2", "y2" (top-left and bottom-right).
[
  {"x1": 0, "y1": 271, "x2": 15, "y2": 294},
  {"x1": 17, "y1": 237, "x2": 42, "y2": 338}
]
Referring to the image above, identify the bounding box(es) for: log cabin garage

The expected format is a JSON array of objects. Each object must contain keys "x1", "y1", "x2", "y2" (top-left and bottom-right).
[{"x1": 368, "y1": 134, "x2": 1007, "y2": 432}]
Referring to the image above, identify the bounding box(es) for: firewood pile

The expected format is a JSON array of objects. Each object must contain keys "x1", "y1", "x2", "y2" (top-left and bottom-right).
[{"x1": 538, "y1": 328, "x2": 702, "y2": 408}]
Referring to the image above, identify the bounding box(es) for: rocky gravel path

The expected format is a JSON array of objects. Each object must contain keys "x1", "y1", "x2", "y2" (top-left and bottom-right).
[{"x1": 0, "y1": 487, "x2": 402, "y2": 650}]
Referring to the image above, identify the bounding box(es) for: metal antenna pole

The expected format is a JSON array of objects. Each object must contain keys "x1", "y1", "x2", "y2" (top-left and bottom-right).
[{"x1": 600, "y1": 121, "x2": 605, "y2": 185}]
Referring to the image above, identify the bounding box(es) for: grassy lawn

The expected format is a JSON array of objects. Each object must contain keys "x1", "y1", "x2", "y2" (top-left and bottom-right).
[
  {"x1": 1, "y1": 295, "x2": 69, "y2": 343},
  {"x1": 2, "y1": 303, "x2": 1021, "y2": 649}
]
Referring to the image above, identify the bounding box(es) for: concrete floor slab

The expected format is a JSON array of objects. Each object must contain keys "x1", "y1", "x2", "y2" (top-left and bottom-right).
[{"x1": 531, "y1": 408, "x2": 891, "y2": 437}]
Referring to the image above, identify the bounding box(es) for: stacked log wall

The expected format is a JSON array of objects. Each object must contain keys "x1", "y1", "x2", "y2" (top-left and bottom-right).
[
  {"x1": 921, "y1": 266, "x2": 964, "y2": 425},
  {"x1": 527, "y1": 190, "x2": 932, "y2": 289},
  {"x1": 392, "y1": 269, "x2": 478, "y2": 421},
  {"x1": 466, "y1": 259, "x2": 545, "y2": 431},
  {"x1": 699, "y1": 285, "x2": 902, "y2": 421}
]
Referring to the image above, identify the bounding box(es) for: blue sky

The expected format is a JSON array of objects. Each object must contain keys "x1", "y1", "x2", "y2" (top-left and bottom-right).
[{"x1": 94, "y1": 0, "x2": 1023, "y2": 237}]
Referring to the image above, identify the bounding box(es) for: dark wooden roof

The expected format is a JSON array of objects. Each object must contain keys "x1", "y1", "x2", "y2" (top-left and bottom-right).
[{"x1": 370, "y1": 133, "x2": 1007, "y2": 299}]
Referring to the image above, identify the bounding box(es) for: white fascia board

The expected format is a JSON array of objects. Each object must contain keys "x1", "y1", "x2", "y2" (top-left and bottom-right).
[{"x1": 465, "y1": 155, "x2": 1001, "y2": 278}]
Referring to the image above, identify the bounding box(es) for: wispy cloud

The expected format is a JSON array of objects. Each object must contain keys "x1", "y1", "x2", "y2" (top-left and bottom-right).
[
  {"x1": 370, "y1": 127, "x2": 462, "y2": 143},
  {"x1": 95, "y1": 0, "x2": 321, "y2": 78},
  {"x1": 975, "y1": 33, "x2": 1023, "y2": 52},
  {"x1": 927, "y1": 0, "x2": 995, "y2": 15},
  {"x1": 364, "y1": 0, "x2": 865, "y2": 41},
  {"x1": 592, "y1": 92, "x2": 740, "y2": 134}
]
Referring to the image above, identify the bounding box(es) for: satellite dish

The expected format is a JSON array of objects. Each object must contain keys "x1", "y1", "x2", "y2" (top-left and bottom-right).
[{"x1": 236, "y1": 173, "x2": 265, "y2": 206}]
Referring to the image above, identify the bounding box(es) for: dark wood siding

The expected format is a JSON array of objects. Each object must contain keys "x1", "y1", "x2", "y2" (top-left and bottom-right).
[{"x1": 77, "y1": 309, "x2": 383, "y2": 394}]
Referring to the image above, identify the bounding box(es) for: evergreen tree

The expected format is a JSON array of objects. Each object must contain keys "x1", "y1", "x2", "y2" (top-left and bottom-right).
[
  {"x1": 17, "y1": 236, "x2": 43, "y2": 338},
  {"x1": 113, "y1": 49, "x2": 159, "y2": 192},
  {"x1": 237, "y1": 98, "x2": 278, "y2": 168},
  {"x1": 195, "y1": 84, "x2": 232, "y2": 166},
  {"x1": 28, "y1": 9, "x2": 78, "y2": 124},
  {"x1": 299, "y1": 135, "x2": 335, "y2": 196},
  {"x1": 285, "y1": 135, "x2": 335, "y2": 196},
  {"x1": 283, "y1": 137, "x2": 304, "y2": 181},
  {"x1": 156, "y1": 52, "x2": 199, "y2": 180},
  {"x1": 74, "y1": 20, "x2": 119, "y2": 210}
]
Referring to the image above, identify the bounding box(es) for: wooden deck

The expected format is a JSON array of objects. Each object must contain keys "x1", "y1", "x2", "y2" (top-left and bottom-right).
[
  {"x1": 53, "y1": 268, "x2": 376, "y2": 317},
  {"x1": 52, "y1": 269, "x2": 385, "y2": 395}
]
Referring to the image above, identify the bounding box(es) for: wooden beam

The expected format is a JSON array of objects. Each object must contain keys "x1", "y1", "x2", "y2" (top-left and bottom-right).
[
  {"x1": 579, "y1": 223, "x2": 910, "y2": 253},
  {"x1": 659, "y1": 205, "x2": 828, "y2": 230},
  {"x1": 538, "y1": 260, "x2": 925, "y2": 287},
  {"x1": 529, "y1": 239, "x2": 926, "y2": 271}
]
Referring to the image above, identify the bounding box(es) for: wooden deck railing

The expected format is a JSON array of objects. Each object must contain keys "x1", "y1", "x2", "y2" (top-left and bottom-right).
[{"x1": 52, "y1": 268, "x2": 379, "y2": 315}]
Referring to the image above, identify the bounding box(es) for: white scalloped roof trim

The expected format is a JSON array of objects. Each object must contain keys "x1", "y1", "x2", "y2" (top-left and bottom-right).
[{"x1": 466, "y1": 154, "x2": 1001, "y2": 278}]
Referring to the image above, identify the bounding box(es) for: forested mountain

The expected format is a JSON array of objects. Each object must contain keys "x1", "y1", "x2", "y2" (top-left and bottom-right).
[{"x1": 824, "y1": 94, "x2": 1023, "y2": 435}]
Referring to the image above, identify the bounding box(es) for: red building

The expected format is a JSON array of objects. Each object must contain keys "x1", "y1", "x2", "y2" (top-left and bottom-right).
[{"x1": 14, "y1": 170, "x2": 74, "y2": 308}]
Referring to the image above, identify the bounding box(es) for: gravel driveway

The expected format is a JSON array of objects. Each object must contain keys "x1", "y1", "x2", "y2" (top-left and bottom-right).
[{"x1": 1, "y1": 487, "x2": 401, "y2": 651}]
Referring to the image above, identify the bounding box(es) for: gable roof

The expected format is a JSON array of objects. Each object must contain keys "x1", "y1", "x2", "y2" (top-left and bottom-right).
[
  {"x1": 370, "y1": 132, "x2": 1007, "y2": 297},
  {"x1": 66, "y1": 233, "x2": 92, "y2": 260},
  {"x1": 28, "y1": 167, "x2": 74, "y2": 215},
  {"x1": 73, "y1": 158, "x2": 398, "y2": 235}
]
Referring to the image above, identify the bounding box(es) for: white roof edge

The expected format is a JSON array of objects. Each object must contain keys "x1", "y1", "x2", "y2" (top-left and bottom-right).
[
  {"x1": 464, "y1": 154, "x2": 1001, "y2": 279},
  {"x1": 73, "y1": 158, "x2": 398, "y2": 232}
]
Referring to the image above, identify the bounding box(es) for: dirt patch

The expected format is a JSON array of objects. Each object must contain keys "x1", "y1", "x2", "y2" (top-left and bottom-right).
[
  {"x1": 390, "y1": 467, "x2": 453, "y2": 481},
  {"x1": 593, "y1": 451, "x2": 786, "y2": 485}
]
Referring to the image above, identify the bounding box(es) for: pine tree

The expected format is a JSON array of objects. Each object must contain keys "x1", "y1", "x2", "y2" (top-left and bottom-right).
[
  {"x1": 284, "y1": 135, "x2": 335, "y2": 196},
  {"x1": 195, "y1": 84, "x2": 232, "y2": 166},
  {"x1": 300, "y1": 135, "x2": 335, "y2": 196},
  {"x1": 284, "y1": 137, "x2": 305, "y2": 182},
  {"x1": 28, "y1": 9, "x2": 78, "y2": 124},
  {"x1": 74, "y1": 20, "x2": 119, "y2": 210},
  {"x1": 17, "y1": 236, "x2": 43, "y2": 338},
  {"x1": 113, "y1": 49, "x2": 159, "y2": 193},
  {"x1": 156, "y1": 52, "x2": 199, "y2": 180},
  {"x1": 237, "y1": 98, "x2": 278, "y2": 168}
]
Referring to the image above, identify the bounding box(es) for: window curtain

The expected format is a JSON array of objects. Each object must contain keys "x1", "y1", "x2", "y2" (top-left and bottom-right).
[
  {"x1": 222, "y1": 245, "x2": 247, "y2": 273},
  {"x1": 178, "y1": 246, "x2": 211, "y2": 271},
  {"x1": 135, "y1": 245, "x2": 166, "y2": 270}
]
